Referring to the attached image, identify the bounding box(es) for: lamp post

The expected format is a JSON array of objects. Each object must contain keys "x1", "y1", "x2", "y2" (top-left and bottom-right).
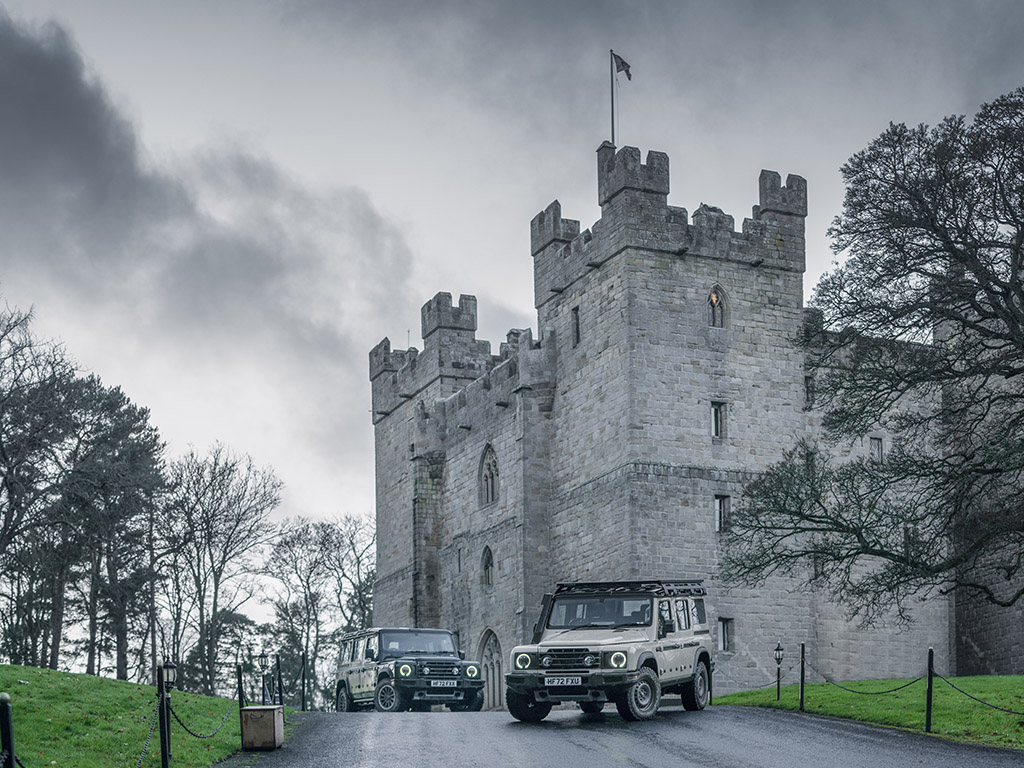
[
  {"x1": 773, "y1": 643, "x2": 784, "y2": 701},
  {"x1": 258, "y1": 651, "x2": 269, "y2": 706},
  {"x1": 158, "y1": 658, "x2": 177, "y2": 768}
]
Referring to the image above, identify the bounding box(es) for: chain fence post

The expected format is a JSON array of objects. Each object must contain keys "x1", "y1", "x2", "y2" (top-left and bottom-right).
[
  {"x1": 157, "y1": 665, "x2": 170, "y2": 768},
  {"x1": 799, "y1": 642, "x2": 805, "y2": 712},
  {"x1": 925, "y1": 647, "x2": 934, "y2": 733},
  {"x1": 301, "y1": 653, "x2": 307, "y2": 712},
  {"x1": 236, "y1": 664, "x2": 246, "y2": 748},
  {"x1": 0, "y1": 692, "x2": 15, "y2": 768},
  {"x1": 276, "y1": 655, "x2": 284, "y2": 706}
]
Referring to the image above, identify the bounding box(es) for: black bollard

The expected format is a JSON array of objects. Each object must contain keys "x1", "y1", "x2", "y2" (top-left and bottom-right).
[{"x1": 0, "y1": 692, "x2": 16, "y2": 768}]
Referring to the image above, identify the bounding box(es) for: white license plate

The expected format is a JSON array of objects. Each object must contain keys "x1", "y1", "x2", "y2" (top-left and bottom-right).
[
  {"x1": 544, "y1": 676, "x2": 582, "y2": 686},
  {"x1": 430, "y1": 680, "x2": 458, "y2": 687}
]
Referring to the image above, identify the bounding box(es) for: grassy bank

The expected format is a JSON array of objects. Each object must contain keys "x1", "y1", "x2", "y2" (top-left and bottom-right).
[
  {"x1": 715, "y1": 674, "x2": 1024, "y2": 751},
  {"x1": 0, "y1": 664, "x2": 244, "y2": 767}
]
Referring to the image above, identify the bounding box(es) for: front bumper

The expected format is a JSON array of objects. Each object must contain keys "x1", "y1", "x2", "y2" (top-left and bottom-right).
[
  {"x1": 396, "y1": 678, "x2": 485, "y2": 701},
  {"x1": 505, "y1": 670, "x2": 643, "y2": 703}
]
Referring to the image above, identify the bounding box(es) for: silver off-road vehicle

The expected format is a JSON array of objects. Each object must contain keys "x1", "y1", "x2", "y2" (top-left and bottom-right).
[
  {"x1": 505, "y1": 580, "x2": 713, "y2": 722},
  {"x1": 335, "y1": 627, "x2": 485, "y2": 712}
]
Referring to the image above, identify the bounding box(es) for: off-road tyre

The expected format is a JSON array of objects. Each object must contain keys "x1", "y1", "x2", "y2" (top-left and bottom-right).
[
  {"x1": 615, "y1": 668, "x2": 661, "y2": 721},
  {"x1": 506, "y1": 688, "x2": 552, "y2": 723},
  {"x1": 681, "y1": 658, "x2": 710, "y2": 711},
  {"x1": 579, "y1": 701, "x2": 605, "y2": 714},
  {"x1": 374, "y1": 678, "x2": 407, "y2": 712},
  {"x1": 336, "y1": 683, "x2": 355, "y2": 712}
]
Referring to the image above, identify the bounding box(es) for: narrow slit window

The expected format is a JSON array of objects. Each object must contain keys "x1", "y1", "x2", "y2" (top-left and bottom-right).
[
  {"x1": 717, "y1": 617, "x2": 734, "y2": 652},
  {"x1": 714, "y1": 495, "x2": 731, "y2": 532},
  {"x1": 711, "y1": 402, "x2": 727, "y2": 439},
  {"x1": 572, "y1": 305, "x2": 581, "y2": 347},
  {"x1": 869, "y1": 437, "x2": 884, "y2": 462}
]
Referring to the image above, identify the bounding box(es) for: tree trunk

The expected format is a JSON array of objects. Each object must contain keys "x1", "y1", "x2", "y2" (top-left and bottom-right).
[{"x1": 47, "y1": 563, "x2": 67, "y2": 669}]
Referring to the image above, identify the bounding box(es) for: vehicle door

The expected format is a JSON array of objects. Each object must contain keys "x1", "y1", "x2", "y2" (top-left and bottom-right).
[
  {"x1": 674, "y1": 598, "x2": 703, "y2": 678},
  {"x1": 350, "y1": 633, "x2": 373, "y2": 700},
  {"x1": 357, "y1": 632, "x2": 380, "y2": 698},
  {"x1": 655, "y1": 599, "x2": 687, "y2": 684}
]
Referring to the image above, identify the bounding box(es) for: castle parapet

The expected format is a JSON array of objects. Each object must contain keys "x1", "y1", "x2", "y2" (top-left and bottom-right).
[
  {"x1": 422, "y1": 293, "x2": 477, "y2": 340},
  {"x1": 756, "y1": 170, "x2": 807, "y2": 218},
  {"x1": 531, "y1": 201, "x2": 580, "y2": 257},
  {"x1": 369, "y1": 338, "x2": 416, "y2": 382},
  {"x1": 597, "y1": 143, "x2": 669, "y2": 208}
]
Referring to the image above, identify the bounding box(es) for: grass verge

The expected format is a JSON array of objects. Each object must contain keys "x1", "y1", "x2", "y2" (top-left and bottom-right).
[
  {"x1": 0, "y1": 664, "x2": 249, "y2": 767},
  {"x1": 715, "y1": 674, "x2": 1024, "y2": 751}
]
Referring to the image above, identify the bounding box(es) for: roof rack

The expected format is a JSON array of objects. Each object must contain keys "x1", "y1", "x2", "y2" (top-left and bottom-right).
[{"x1": 554, "y1": 580, "x2": 706, "y2": 597}]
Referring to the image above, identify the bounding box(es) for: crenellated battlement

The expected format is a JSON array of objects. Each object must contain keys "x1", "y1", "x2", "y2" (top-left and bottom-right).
[
  {"x1": 597, "y1": 142, "x2": 670, "y2": 207},
  {"x1": 755, "y1": 170, "x2": 808, "y2": 218},
  {"x1": 422, "y1": 293, "x2": 477, "y2": 339},
  {"x1": 530, "y1": 201, "x2": 580, "y2": 257},
  {"x1": 531, "y1": 144, "x2": 807, "y2": 309}
]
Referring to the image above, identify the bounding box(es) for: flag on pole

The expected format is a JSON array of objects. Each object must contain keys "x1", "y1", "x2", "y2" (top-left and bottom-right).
[{"x1": 612, "y1": 52, "x2": 632, "y2": 81}]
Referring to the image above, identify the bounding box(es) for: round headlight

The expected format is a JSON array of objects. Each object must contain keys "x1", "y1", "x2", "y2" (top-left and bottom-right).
[
  {"x1": 610, "y1": 651, "x2": 627, "y2": 668},
  {"x1": 515, "y1": 653, "x2": 532, "y2": 669},
  {"x1": 583, "y1": 654, "x2": 597, "y2": 668},
  {"x1": 466, "y1": 665, "x2": 479, "y2": 678},
  {"x1": 399, "y1": 663, "x2": 413, "y2": 677}
]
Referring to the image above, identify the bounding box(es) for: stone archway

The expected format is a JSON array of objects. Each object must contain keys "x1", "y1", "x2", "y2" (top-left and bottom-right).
[{"x1": 478, "y1": 629, "x2": 503, "y2": 710}]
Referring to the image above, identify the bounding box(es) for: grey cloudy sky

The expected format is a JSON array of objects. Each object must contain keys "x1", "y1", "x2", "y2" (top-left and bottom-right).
[{"x1": 1, "y1": 0, "x2": 1021, "y2": 520}]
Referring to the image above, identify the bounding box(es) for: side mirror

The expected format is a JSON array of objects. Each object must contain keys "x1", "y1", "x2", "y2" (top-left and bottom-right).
[
  {"x1": 458, "y1": 650, "x2": 466, "y2": 660},
  {"x1": 364, "y1": 647, "x2": 377, "y2": 661},
  {"x1": 663, "y1": 620, "x2": 676, "y2": 635}
]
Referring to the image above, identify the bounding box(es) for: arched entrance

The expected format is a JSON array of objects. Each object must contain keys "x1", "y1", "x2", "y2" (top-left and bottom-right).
[{"x1": 478, "y1": 630, "x2": 503, "y2": 710}]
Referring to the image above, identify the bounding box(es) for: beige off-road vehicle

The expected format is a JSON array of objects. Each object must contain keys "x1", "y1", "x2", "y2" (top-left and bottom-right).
[{"x1": 505, "y1": 580, "x2": 713, "y2": 722}]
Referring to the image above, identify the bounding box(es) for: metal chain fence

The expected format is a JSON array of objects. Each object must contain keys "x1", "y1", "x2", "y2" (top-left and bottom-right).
[
  {"x1": 169, "y1": 693, "x2": 237, "y2": 739},
  {"x1": 935, "y1": 673, "x2": 1024, "y2": 716},
  {"x1": 132, "y1": 705, "x2": 161, "y2": 768},
  {"x1": 803, "y1": 659, "x2": 923, "y2": 695}
]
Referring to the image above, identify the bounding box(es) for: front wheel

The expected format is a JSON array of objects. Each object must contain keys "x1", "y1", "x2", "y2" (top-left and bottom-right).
[
  {"x1": 374, "y1": 679, "x2": 407, "y2": 712},
  {"x1": 506, "y1": 688, "x2": 552, "y2": 723},
  {"x1": 681, "y1": 659, "x2": 709, "y2": 711},
  {"x1": 615, "y1": 668, "x2": 661, "y2": 721}
]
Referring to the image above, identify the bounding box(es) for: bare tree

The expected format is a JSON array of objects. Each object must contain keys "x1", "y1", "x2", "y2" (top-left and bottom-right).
[
  {"x1": 322, "y1": 515, "x2": 375, "y2": 633},
  {"x1": 724, "y1": 87, "x2": 1024, "y2": 622},
  {"x1": 163, "y1": 444, "x2": 281, "y2": 694}
]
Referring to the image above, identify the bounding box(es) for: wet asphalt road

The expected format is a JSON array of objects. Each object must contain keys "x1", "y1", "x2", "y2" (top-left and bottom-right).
[{"x1": 216, "y1": 703, "x2": 1024, "y2": 768}]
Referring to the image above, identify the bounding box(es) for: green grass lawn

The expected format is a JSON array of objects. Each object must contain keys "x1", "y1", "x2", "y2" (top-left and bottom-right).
[
  {"x1": 715, "y1": 674, "x2": 1024, "y2": 751},
  {"x1": 0, "y1": 664, "x2": 247, "y2": 767}
]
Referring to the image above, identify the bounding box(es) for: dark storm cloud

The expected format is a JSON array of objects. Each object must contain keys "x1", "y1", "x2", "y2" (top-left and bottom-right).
[{"x1": 0, "y1": 9, "x2": 416, "y2": 468}]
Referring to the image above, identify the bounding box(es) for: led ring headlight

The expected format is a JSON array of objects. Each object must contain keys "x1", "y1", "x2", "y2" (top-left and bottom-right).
[
  {"x1": 515, "y1": 653, "x2": 532, "y2": 669},
  {"x1": 399, "y1": 663, "x2": 413, "y2": 677},
  {"x1": 610, "y1": 651, "x2": 627, "y2": 668},
  {"x1": 466, "y1": 665, "x2": 479, "y2": 678}
]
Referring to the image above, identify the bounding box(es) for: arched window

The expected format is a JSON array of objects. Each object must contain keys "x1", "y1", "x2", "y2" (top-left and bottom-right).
[
  {"x1": 481, "y1": 546, "x2": 494, "y2": 587},
  {"x1": 708, "y1": 286, "x2": 726, "y2": 327},
  {"x1": 479, "y1": 445, "x2": 499, "y2": 506}
]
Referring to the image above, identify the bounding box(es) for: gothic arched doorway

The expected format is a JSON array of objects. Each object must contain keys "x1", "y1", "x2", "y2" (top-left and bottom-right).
[{"x1": 478, "y1": 630, "x2": 503, "y2": 710}]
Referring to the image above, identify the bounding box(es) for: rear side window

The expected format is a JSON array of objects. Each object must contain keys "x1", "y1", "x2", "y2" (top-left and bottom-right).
[
  {"x1": 675, "y1": 599, "x2": 691, "y2": 630},
  {"x1": 340, "y1": 641, "x2": 351, "y2": 665},
  {"x1": 691, "y1": 599, "x2": 707, "y2": 625}
]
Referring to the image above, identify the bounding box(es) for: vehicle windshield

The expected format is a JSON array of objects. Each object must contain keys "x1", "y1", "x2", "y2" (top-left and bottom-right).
[
  {"x1": 379, "y1": 630, "x2": 458, "y2": 658},
  {"x1": 547, "y1": 595, "x2": 652, "y2": 629}
]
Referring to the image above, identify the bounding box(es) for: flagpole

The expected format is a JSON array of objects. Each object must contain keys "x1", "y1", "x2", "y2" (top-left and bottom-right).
[{"x1": 609, "y1": 49, "x2": 615, "y2": 146}]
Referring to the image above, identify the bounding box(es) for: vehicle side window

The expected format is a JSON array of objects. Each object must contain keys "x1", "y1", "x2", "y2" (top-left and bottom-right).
[
  {"x1": 675, "y1": 599, "x2": 691, "y2": 630},
  {"x1": 350, "y1": 638, "x2": 362, "y2": 663},
  {"x1": 340, "y1": 640, "x2": 350, "y2": 666},
  {"x1": 691, "y1": 599, "x2": 707, "y2": 626},
  {"x1": 365, "y1": 633, "x2": 379, "y2": 660},
  {"x1": 658, "y1": 600, "x2": 672, "y2": 633}
]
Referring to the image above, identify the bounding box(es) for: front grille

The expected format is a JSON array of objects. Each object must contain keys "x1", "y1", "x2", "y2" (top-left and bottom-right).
[
  {"x1": 419, "y1": 663, "x2": 459, "y2": 677},
  {"x1": 539, "y1": 648, "x2": 595, "y2": 671}
]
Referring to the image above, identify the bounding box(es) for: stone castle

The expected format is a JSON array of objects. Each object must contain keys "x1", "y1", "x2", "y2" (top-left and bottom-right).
[{"x1": 368, "y1": 143, "x2": 954, "y2": 707}]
